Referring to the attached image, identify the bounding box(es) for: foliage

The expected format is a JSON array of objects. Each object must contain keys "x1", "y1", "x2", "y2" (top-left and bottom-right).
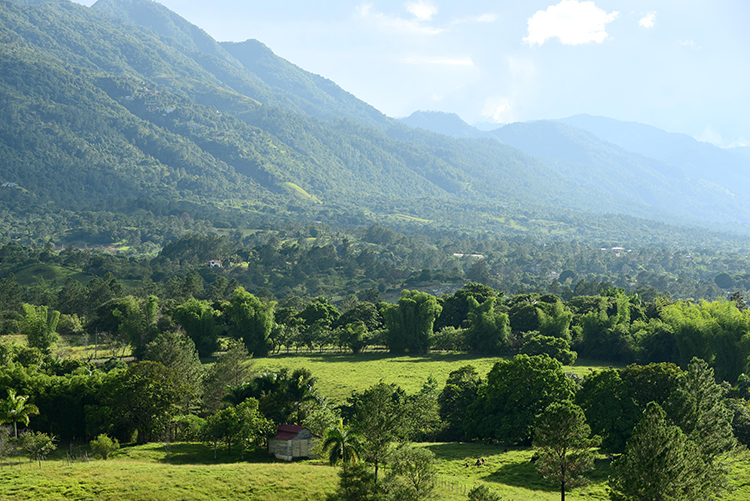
[
  {"x1": 322, "y1": 421, "x2": 361, "y2": 466},
  {"x1": 465, "y1": 297, "x2": 509, "y2": 354},
  {"x1": 382, "y1": 444, "x2": 437, "y2": 501},
  {"x1": 107, "y1": 361, "x2": 191, "y2": 444},
  {"x1": 326, "y1": 462, "x2": 381, "y2": 501},
  {"x1": 89, "y1": 433, "x2": 119, "y2": 460},
  {"x1": 666, "y1": 357, "x2": 736, "y2": 498},
  {"x1": 383, "y1": 290, "x2": 442, "y2": 354},
  {"x1": 467, "y1": 485, "x2": 503, "y2": 501},
  {"x1": 0, "y1": 388, "x2": 40, "y2": 439},
  {"x1": 345, "y1": 382, "x2": 409, "y2": 482},
  {"x1": 609, "y1": 402, "x2": 704, "y2": 501},
  {"x1": 172, "y1": 299, "x2": 221, "y2": 357},
  {"x1": 144, "y1": 331, "x2": 204, "y2": 402},
  {"x1": 202, "y1": 340, "x2": 253, "y2": 414},
  {"x1": 18, "y1": 431, "x2": 56, "y2": 464},
  {"x1": 438, "y1": 365, "x2": 481, "y2": 441},
  {"x1": 21, "y1": 304, "x2": 60, "y2": 354},
  {"x1": 226, "y1": 287, "x2": 275, "y2": 357},
  {"x1": 521, "y1": 335, "x2": 577, "y2": 365},
  {"x1": 465, "y1": 355, "x2": 574, "y2": 445},
  {"x1": 533, "y1": 400, "x2": 600, "y2": 500}
]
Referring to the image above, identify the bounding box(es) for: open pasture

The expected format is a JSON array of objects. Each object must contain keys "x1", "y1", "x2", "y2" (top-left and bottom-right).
[
  {"x1": 252, "y1": 352, "x2": 620, "y2": 401},
  {"x1": 1, "y1": 443, "x2": 748, "y2": 501}
]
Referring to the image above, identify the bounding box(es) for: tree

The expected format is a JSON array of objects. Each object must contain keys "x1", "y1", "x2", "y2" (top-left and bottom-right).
[
  {"x1": 19, "y1": 431, "x2": 56, "y2": 467},
  {"x1": 325, "y1": 462, "x2": 380, "y2": 501},
  {"x1": 465, "y1": 355, "x2": 574, "y2": 444},
  {"x1": 225, "y1": 287, "x2": 275, "y2": 357},
  {"x1": 383, "y1": 290, "x2": 441, "y2": 354},
  {"x1": 666, "y1": 357, "x2": 735, "y2": 498},
  {"x1": 438, "y1": 365, "x2": 482, "y2": 441},
  {"x1": 521, "y1": 335, "x2": 577, "y2": 365},
  {"x1": 89, "y1": 433, "x2": 119, "y2": 460},
  {"x1": 144, "y1": 331, "x2": 204, "y2": 406},
  {"x1": 109, "y1": 361, "x2": 191, "y2": 444},
  {"x1": 609, "y1": 402, "x2": 703, "y2": 501},
  {"x1": 383, "y1": 444, "x2": 437, "y2": 501},
  {"x1": 21, "y1": 304, "x2": 60, "y2": 354},
  {"x1": 0, "y1": 388, "x2": 39, "y2": 438},
  {"x1": 533, "y1": 400, "x2": 600, "y2": 501},
  {"x1": 465, "y1": 296, "x2": 510, "y2": 354},
  {"x1": 202, "y1": 340, "x2": 253, "y2": 414},
  {"x1": 537, "y1": 299, "x2": 574, "y2": 341},
  {"x1": 347, "y1": 382, "x2": 409, "y2": 482},
  {"x1": 323, "y1": 421, "x2": 361, "y2": 465},
  {"x1": 172, "y1": 299, "x2": 221, "y2": 357}
]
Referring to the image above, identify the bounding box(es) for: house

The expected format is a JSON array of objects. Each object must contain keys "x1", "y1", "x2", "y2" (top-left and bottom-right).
[
  {"x1": 268, "y1": 425, "x2": 319, "y2": 461},
  {"x1": 207, "y1": 260, "x2": 222, "y2": 268}
]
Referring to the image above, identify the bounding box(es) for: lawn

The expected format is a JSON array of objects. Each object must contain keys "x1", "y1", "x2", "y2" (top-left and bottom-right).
[
  {"x1": 1, "y1": 442, "x2": 748, "y2": 501},
  {"x1": 252, "y1": 352, "x2": 621, "y2": 401}
]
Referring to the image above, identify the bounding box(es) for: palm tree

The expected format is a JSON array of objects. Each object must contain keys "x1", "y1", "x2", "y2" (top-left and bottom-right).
[
  {"x1": 323, "y1": 421, "x2": 361, "y2": 466},
  {"x1": 0, "y1": 389, "x2": 40, "y2": 438}
]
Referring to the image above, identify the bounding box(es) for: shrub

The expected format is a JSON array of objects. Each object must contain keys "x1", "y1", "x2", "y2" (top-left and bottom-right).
[{"x1": 90, "y1": 433, "x2": 119, "y2": 460}]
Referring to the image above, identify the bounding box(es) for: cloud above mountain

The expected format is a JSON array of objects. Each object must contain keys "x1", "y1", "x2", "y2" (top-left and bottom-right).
[{"x1": 523, "y1": 0, "x2": 619, "y2": 46}]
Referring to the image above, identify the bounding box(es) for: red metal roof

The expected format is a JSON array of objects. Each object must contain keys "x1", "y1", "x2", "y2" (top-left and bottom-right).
[{"x1": 271, "y1": 424, "x2": 308, "y2": 441}]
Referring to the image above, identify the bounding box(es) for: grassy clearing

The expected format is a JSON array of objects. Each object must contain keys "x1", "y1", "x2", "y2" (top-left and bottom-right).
[
  {"x1": 2, "y1": 443, "x2": 748, "y2": 501},
  {"x1": 253, "y1": 352, "x2": 622, "y2": 401}
]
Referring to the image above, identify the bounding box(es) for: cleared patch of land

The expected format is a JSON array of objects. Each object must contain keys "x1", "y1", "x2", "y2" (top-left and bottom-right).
[
  {"x1": 252, "y1": 352, "x2": 621, "y2": 401},
  {"x1": 1, "y1": 443, "x2": 747, "y2": 501}
]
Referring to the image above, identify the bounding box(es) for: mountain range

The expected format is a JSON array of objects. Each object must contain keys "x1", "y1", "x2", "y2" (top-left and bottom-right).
[{"x1": 1, "y1": 0, "x2": 749, "y2": 248}]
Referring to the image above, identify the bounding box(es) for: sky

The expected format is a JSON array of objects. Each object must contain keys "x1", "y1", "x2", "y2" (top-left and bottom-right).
[{"x1": 73, "y1": 0, "x2": 750, "y2": 147}]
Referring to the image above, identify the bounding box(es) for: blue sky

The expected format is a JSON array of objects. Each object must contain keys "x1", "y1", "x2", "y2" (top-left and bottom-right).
[{"x1": 75, "y1": 1, "x2": 750, "y2": 147}]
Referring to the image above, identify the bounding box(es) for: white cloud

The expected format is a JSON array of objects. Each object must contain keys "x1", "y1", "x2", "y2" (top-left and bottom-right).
[
  {"x1": 452, "y1": 13, "x2": 497, "y2": 25},
  {"x1": 638, "y1": 12, "x2": 656, "y2": 28},
  {"x1": 697, "y1": 126, "x2": 725, "y2": 146},
  {"x1": 357, "y1": 3, "x2": 443, "y2": 35},
  {"x1": 482, "y1": 96, "x2": 513, "y2": 123},
  {"x1": 406, "y1": 1, "x2": 437, "y2": 22},
  {"x1": 523, "y1": 0, "x2": 619, "y2": 46}
]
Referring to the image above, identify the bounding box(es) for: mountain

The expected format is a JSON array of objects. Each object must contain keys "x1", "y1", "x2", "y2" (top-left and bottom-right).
[
  {"x1": 2, "y1": 0, "x2": 749, "y2": 250},
  {"x1": 399, "y1": 111, "x2": 488, "y2": 139},
  {"x1": 489, "y1": 120, "x2": 750, "y2": 225},
  {"x1": 560, "y1": 114, "x2": 750, "y2": 198},
  {"x1": 93, "y1": 0, "x2": 392, "y2": 130}
]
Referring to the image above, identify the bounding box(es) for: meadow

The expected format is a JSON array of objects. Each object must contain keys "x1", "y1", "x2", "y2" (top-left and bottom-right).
[
  {"x1": 252, "y1": 351, "x2": 619, "y2": 401},
  {"x1": 1, "y1": 441, "x2": 748, "y2": 501}
]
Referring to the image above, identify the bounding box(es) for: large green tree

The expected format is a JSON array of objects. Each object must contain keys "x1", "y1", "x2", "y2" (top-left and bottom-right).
[
  {"x1": 533, "y1": 400, "x2": 600, "y2": 501},
  {"x1": 21, "y1": 304, "x2": 60, "y2": 354},
  {"x1": 666, "y1": 357, "x2": 735, "y2": 498},
  {"x1": 609, "y1": 402, "x2": 703, "y2": 501},
  {"x1": 383, "y1": 290, "x2": 441, "y2": 354},
  {"x1": 346, "y1": 382, "x2": 409, "y2": 482},
  {"x1": 465, "y1": 354, "x2": 574, "y2": 444},
  {"x1": 109, "y1": 361, "x2": 190, "y2": 444},
  {"x1": 225, "y1": 287, "x2": 275, "y2": 357}
]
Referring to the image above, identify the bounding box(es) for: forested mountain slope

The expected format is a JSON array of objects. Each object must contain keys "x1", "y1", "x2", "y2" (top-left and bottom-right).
[{"x1": 1, "y1": 0, "x2": 749, "y2": 251}]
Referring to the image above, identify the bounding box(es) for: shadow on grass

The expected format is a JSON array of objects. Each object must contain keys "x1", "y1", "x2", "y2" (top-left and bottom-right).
[
  {"x1": 262, "y1": 352, "x2": 501, "y2": 364},
  {"x1": 483, "y1": 461, "x2": 556, "y2": 491},
  {"x1": 111, "y1": 442, "x2": 282, "y2": 466}
]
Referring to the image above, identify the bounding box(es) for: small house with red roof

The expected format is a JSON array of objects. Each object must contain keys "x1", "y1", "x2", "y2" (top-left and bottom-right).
[{"x1": 268, "y1": 424, "x2": 319, "y2": 461}]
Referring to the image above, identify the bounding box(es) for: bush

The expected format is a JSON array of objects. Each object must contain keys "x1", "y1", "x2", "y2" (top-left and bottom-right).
[
  {"x1": 521, "y1": 335, "x2": 577, "y2": 365},
  {"x1": 90, "y1": 433, "x2": 119, "y2": 460},
  {"x1": 467, "y1": 484, "x2": 503, "y2": 501}
]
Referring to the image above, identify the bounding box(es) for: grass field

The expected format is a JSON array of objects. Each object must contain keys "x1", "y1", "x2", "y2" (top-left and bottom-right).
[
  {"x1": 252, "y1": 352, "x2": 621, "y2": 401},
  {"x1": 1, "y1": 442, "x2": 748, "y2": 500}
]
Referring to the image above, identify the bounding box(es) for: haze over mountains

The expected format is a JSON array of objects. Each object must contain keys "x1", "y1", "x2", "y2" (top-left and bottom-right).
[{"x1": 1, "y1": 0, "x2": 749, "y2": 245}]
